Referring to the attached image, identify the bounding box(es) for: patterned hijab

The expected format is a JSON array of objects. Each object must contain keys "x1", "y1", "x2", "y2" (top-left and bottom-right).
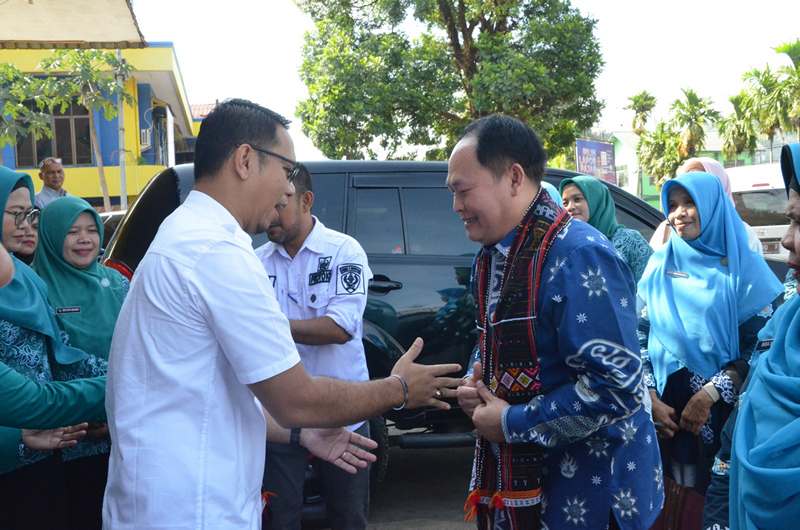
[
  {"x1": 559, "y1": 174, "x2": 620, "y2": 238},
  {"x1": 0, "y1": 166, "x2": 86, "y2": 364},
  {"x1": 33, "y1": 197, "x2": 127, "y2": 360},
  {"x1": 730, "y1": 143, "x2": 800, "y2": 529},
  {"x1": 638, "y1": 171, "x2": 782, "y2": 392}
]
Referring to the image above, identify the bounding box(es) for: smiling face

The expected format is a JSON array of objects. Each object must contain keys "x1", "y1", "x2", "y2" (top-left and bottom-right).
[
  {"x1": 561, "y1": 184, "x2": 590, "y2": 222},
  {"x1": 62, "y1": 212, "x2": 100, "y2": 269},
  {"x1": 2, "y1": 187, "x2": 38, "y2": 255},
  {"x1": 446, "y1": 137, "x2": 515, "y2": 246},
  {"x1": 667, "y1": 185, "x2": 701, "y2": 240},
  {"x1": 782, "y1": 188, "x2": 800, "y2": 291},
  {"x1": 248, "y1": 127, "x2": 297, "y2": 235}
]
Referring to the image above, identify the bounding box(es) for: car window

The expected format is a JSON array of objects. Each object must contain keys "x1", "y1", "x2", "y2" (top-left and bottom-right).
[
  {"x1": 616, "y1": 206, "x2": 655, "y2": 241},
  {"x1": 733, "y1": 189, "x2": 787, "y2": 227},
  {"x1": 311, "y1": 173, "x2": 346, "y2": 232},
  {"x1": 352, "y1": 188, "x2": 405, "y2": 254},
  {"x1": 402, "y1": 188, "x2": 478, "y2": 256}
]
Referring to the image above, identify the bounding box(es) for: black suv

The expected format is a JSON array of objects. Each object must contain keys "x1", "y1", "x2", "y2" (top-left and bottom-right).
[{"x1": 103, "y1": 161, "x2": 665, "y2": 480}]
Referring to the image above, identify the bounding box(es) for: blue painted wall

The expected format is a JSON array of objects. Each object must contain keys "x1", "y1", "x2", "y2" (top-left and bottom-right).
[{"x1": 137, "y1": 83, "x2": 155, "y2": 165}]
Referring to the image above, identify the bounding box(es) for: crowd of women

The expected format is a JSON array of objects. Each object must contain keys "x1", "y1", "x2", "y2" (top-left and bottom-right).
[
  {"x1": 0, "y1": 166, "x2": 126, "y2": 529},
  {"x1": 0, "y1": 145, "x2": 799, "y2": 529},
  {"x1": 558, "y1": 151, "x2": 800, "y2": 530}
]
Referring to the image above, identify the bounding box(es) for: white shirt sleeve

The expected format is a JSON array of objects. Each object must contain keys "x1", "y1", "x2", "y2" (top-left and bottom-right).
[
  {"x1": 190, "y1": 241, "x2": 300, "y2": 385},
  {"x1": 325, "y1": 241, "x2": 373, "y2": 337}
]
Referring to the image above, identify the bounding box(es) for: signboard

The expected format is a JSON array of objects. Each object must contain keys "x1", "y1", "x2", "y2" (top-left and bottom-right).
[{"x1": 575, "y1": 139, "x2": 617, "y2": 185}]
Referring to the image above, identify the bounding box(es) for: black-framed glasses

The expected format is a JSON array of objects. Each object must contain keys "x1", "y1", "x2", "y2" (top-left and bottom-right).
[
  {"x1": 3, "y1": 207, "x2": 40, "y2": 228},
  {"x1": 245, "y1": 144, "x2": 302, "y2": 183}
]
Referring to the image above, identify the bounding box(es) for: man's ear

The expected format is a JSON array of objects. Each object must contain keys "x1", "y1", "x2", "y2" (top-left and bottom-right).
[
  {"x1": 232, "y1": 144, "x2": 254, "y2": 181},
  {"x1": 508, "y1": 163, "x2": 527, "y2": 196},
  {"x1": 302, "y1": 191, "x2": 315, "y2": 213}
]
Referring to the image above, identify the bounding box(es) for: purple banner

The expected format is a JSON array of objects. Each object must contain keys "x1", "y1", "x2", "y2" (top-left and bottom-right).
[{"x1": 575, "y1": 139, "x2": 617, "y2": 185}]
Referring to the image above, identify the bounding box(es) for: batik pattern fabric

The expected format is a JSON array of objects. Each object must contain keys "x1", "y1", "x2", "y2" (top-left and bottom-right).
[
  {"x1": 0, "y1": 318, "x2": 108, "y2": 469},
  {"x1": 610, "y1": 227, "x2": 653, "y2": 285},
  {"x1": 467, "y1": 190, "x2": 570, "y2": 530},
  {"x1": 497, "y1": 219, "x2": 663, "y2": 530}
]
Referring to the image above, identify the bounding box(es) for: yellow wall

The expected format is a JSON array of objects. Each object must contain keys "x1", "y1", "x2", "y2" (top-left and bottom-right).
[{"x1": 19, "y1": 164, "x2": 166, "y2": 198}]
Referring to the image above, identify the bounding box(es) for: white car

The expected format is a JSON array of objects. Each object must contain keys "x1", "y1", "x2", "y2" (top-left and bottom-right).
[{"x1": 728, "y1": 163, "x2": 788, "y2": 260}]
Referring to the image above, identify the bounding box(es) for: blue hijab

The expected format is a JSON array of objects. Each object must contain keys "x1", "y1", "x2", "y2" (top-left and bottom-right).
[
  {"x1": 730, "y1": 143, "x2": 800, "y2": 529},
  {"x1": 638, "y1": 171, "x2": 782, "y2": 392},
  {"x1": 0, "y1": 166, "x2": 86, "y2": 364},
  {"x1": 541, "y1": 181, "x2": 562, "y2": 205}
]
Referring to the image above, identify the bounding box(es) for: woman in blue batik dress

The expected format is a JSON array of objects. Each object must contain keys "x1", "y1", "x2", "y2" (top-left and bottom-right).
[{"x1": 637, "y1": 171, "x2": 782, "y2": 512}]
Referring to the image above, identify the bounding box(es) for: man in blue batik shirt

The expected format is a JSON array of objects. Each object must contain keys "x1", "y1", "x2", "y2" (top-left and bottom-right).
[{"x1": 451, "y1": 115, "x2": 663, "y2": 530}]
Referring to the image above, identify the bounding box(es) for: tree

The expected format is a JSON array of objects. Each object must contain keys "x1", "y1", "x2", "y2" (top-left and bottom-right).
[
  {"x1": 717, "y1": 92, "x2": 757, "y2": 162},
  {"x1": 742, "y1": 65, "x2": 785, "y2": 162},
  {"x1": 670, "y1": 88, "x2": 720, "y2": 158},
  {"x1": 636, "y1": 120, "x2": 682, "y2": 185},
  {"x1": 625, "y1": 91, "x2": 657, "y2": 136},
  {"x1": 39, "y1": 50, "x2": 132, "y2": 211},
  {"x1": 775, "y1": 39, "x2": 800, "y2": 137},
  {"x1": 296, "y1": 0, "x2": 604, "y2": 159},
  {"x1": 0, "y1": 65, "x2": 55, "y2": 166}
]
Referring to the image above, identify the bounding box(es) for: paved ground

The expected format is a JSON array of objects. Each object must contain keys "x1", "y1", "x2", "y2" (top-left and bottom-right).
[{"x1": 367, "y1": 446, "x2": 475, "y2": 530}]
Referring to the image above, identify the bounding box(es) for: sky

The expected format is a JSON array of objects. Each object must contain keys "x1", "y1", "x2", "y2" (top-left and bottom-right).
[{"x1": 131, "y1": 0, "x2": 800, "y2": 159}]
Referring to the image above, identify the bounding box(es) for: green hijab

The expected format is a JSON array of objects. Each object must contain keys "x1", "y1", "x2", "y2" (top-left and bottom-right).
[
  {"x1": 32, "y1": 197, "x2": 127, "y2": 360},
  {"x1": 559, "y1": 175, "x2": 621, "y2": 239},
  {"x1": 0, "y1": 166, "x2": 86, "y2": 364}
]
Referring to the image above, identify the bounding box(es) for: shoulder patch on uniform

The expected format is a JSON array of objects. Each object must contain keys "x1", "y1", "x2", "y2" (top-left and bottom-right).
[
  {"x1": 309, "y1": 256, "x2": 333, "y2": 285},
  {"x1": 336, "y1": 263, "x2": 365, "y2": 295}
]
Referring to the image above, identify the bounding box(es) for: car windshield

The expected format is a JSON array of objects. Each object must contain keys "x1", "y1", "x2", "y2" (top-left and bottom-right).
[{"x1": 733, "y1": 189, "x2": 787, "y2": 227}]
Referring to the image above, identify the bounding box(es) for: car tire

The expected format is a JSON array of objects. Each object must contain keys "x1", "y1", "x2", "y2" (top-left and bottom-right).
[{"x1": 369, "y1": 416, "x2": 389, "y2": 489}]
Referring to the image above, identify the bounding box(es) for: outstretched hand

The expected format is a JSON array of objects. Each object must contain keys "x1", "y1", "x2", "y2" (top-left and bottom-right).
[
  {"x1": 457, "y1": 361, "x2": 483, "y2": 417},
  {"x1": 391, "y1": 337, "x2": 462, "y2": 410},
  {"x1": 300, "y1": 427, "x2": 378, "y2": 474},
  {"x1": 471, "y1": 381, "x2": 509, "y2": 443},
  {"x1": 22, "y1": 423, "x2": 88, "y2": 450}
]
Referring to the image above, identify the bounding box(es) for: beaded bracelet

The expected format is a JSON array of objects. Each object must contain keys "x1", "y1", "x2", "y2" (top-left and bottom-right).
[{"x1": 389, "y1": 374, "x2": 409, "y2": 411}]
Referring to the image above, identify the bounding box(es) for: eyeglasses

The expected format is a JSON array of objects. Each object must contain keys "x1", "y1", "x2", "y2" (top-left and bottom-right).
[
  {"x1": 245, "y1": 144, "x2": 302, "y2": 183},
  {"x1": 3, "y1": 208, "x2": 40, "y2": 228}
]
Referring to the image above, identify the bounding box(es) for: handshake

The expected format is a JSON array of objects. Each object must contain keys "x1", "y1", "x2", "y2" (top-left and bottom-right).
[{"x1": 457, "y1": 361, "x2": 511, "y2": 444}]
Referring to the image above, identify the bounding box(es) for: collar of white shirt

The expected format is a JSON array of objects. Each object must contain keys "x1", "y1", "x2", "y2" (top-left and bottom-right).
[{"x1": 184, "y1": 190, "x2": 253, "y2": 247}]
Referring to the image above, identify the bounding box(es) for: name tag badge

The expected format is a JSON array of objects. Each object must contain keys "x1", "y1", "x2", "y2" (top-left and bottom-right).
[
  {"x1": 56, "y1": 306, "x2": 81, "y2": 314},
  {"x1": 666, "y1": 271, "x2": 689, "y2": 279}
]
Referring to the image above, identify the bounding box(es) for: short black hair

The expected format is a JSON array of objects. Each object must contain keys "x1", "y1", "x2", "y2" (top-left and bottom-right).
[
  {"x1": 292, "y1": 164, "x2": 313, "y2": 196},
  {"x1": 461, "y1": 114, "x2": 546, "y2": 183},
  {"x1": 194, "y1": 99, "x2": 291, "y2": 180}
]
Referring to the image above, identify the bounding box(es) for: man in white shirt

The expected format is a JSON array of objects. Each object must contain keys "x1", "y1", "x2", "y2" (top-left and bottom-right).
[
  {"x1": 103, "y1": 99, "x2": 462, "y2": 530},
  {"x1": 257, "y1": 166, "x2": 372, "y2": 529},
  {"x1": 34, "y1": 157, "x2": 68, "y2": 209}
]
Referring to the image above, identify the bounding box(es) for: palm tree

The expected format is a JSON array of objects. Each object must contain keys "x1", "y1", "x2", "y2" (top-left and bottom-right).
[
  {"x1": 637, "y1": 120, "x2": 682, "y2": 184},
  {"x1": 718, "y1": 92, "x2": 757, "y2": 163},
  {"x1": 625, "y1": 91, "x2": 657, "y2": 136},
  {"x1": 742, "y1": 66, "x2": 786, "y2": 162},
  {"x1": 775, "y1": 40, "x2": 800, "y2": 137},
  {"x1": 670, "y1": 88, "x2": 720, "y2": 158}
]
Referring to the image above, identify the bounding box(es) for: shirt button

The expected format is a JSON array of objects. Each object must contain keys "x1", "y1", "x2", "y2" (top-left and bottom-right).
[{"x1": 310, "y1": 294, "x2": 316, "y2": 303}]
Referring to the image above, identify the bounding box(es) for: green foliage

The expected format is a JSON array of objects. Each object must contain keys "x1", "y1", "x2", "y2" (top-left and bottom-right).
[
  {"x1": 670, "y1": 88, "x2": 720, "y2": 158},
  {"x1": 296, "y1": 0, "x2": 604, "y2": 159},
  {"x1": 742, "y1": 65, "x2": 785, "y2": 154},
  {"x1": 717, "y1": 92, "x2": 757, "y2": 161},
  {"x1": 636, "y1": 120, "x2": 682, "y2": 185},
  {"x1": 625, "y1": 91, "x2": 656, "y2": 136},
  {"x1": 0, "y1": 64, "x2": 54, "y2": 155},
  {"x1": 775, "y1": 40, "x2": 800, "y2": 136},
  {"x1": 39, "y1": 49, "x2": 133, "y2": 119}
]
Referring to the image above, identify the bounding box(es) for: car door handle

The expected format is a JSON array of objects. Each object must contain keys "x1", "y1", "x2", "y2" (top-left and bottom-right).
[{"x1": 369, "y1": 275, "x2": 403, "y2": 293}]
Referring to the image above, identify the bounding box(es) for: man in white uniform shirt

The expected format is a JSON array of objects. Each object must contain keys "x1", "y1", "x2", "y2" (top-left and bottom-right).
[
  {"x1": 103, "y1": 99, "x2": 462, "y2": 530},
  {"x1": 257, "y1": 166, "x2": 372, "y2": 529}
]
